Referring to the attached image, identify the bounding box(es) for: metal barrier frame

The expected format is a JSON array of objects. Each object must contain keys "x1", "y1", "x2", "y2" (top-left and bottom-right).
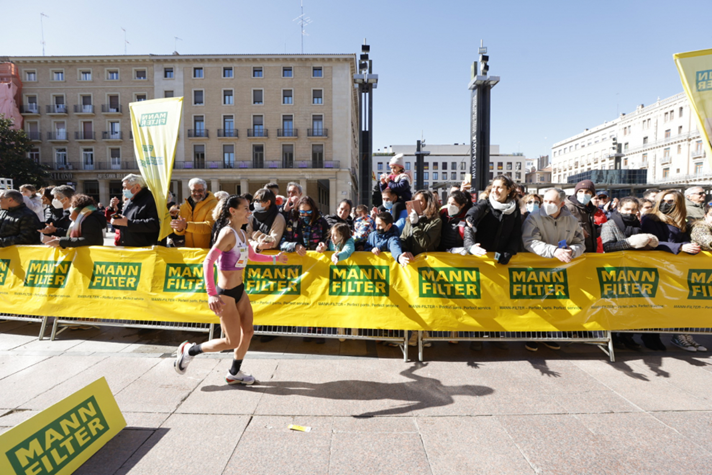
[
  {"x1": 0, "y1": 313, "x2": 49, "y2": 340},
  {"x1": 418, "y1": 330, "x2": 615, "y2": 362},
  {"x1": 47, "y1": 316, "x2": 217, "y2": 341}
]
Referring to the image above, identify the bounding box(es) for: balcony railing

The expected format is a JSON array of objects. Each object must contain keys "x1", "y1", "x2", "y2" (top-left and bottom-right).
[
  {"x1": 307, "y1": 128, "x2": 328, "y2": 137},
  {"x1": 692, "y1": 150, "x2": 706, "y2": 159},
  {"x1": 277, "y1": 128, "x2": 298, "y2": 137},
  {"x1": 75, "y1": 131, "x2": 96, "y2": 140},
  {"x1": 101, "y1": 104, "x2": 122, "y2": 113},
  {"x1": 188, "y1": 129, "x2": 209, "y2": 138},
  {"x1": 20, "y1": 104, "x2": 40, "y2": 114},
  {"x1": 247, "y1": 128, "x2": 268, "y2": 137},
  {"x1": 172, "y1": 160, "x2": 341, "y2": 170},
  {"x1": 74, "y1": 104, "x2": 95, "y2": 114},
  {"x1": 51, "y1": 160, "x2": 137, "y2": 171},
  {"x1": 54, "y1": 162, "x2": 78, "y2": 170},
  {"x1": 47, "y1": 132, "x2": 69, "y2": 141},
  {"x1": 217, "y1": 129, "x2": 238, "y2": 138},
  {"x1": 26, "y1": 131, "x2": 41, "y2": 141},
  {"x1": 46, "y1": 105, "x2": 68, "y2": 114},
  {"x1": 102, "y1": 131, "x2": 123, "y2": 140}
]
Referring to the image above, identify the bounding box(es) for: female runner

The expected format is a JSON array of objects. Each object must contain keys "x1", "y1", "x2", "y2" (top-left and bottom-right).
[{"x1": 175, "y1": 195, "x2": 288, "y2": 384}]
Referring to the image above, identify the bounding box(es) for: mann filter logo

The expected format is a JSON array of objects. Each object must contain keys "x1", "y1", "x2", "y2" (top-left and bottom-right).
[
  {"x1": 688, "y1": 269, "x2": 712, "y2": 299},
  {"x1": 7, "y1": 396, "x2": 109, "y2": 475},
  {"x1": 89, "y1": 262, "x2": 141, "y2": 291},
  {"x1": 24, "y1": 260, "x2": 71, "y2": 288},
  {"x1": 329, "y1": 265, "x2": 389, "y2": 296},
  {"x1": 419, "y1": 267, "x2": 480, "y2": 299},
  {"x1": 0, "y1": 259, "x2": 9, "y2": 285},
  {"x1": 509, "y1": 267, "x2": 569, "y2": 299},
  {"x1": 139, "y1": 112, "x2": 168, "y2": 127},
  {"x1": 597, "y1": 267, "x2": 659, "y2": 298},
  {"x1": 245, "y1": 265, "x2": 301, "y2": 295},
  {"x1": 164, "y1": 264, "x2": 206, "y2": 293},
  {"x1": 142, "y1": 145, "x2": 154, "y2": 152},
  {"x1": 697, "y1": 70, "x2": 712, "y2": 91}
]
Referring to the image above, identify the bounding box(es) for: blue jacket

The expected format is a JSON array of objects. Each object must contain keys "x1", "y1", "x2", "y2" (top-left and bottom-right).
[
  {"x1": 363, "y1": 227, "x2": 403, "y2": 261},
  {"x1": 328, "y1": 237, "x2": 356, "y2": 262}
]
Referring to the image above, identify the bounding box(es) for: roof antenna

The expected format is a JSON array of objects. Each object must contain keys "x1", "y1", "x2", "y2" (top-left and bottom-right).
[
  {"x1": 40, "y1": 13, "x2": 49, "y2": 56},
  {"x1": 174, "y1": 36, "x2": 182, "y2": 54},
  {"x1": 293, "y1": 0, "x2": 312, "y2": 54},
  {"x1": 121, "y1": 27, "x2": 129, "y2": 55}
]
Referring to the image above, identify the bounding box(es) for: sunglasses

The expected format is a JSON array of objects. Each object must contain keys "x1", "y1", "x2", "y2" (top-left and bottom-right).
[
  {"x1": 299, "y1": 210, "x2": 313, "y2": 215},
  {"x1": 692, "y1": 191, "x2": 706, "y2": 196}
]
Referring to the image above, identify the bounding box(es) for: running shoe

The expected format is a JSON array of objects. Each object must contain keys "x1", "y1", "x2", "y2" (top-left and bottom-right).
[
  {"x1": 543, "y1": 341, "x2": 561, "y2": 350},
  {"x1": 174, "y1": 341, "x2": 195, "y2": 375},
  {"x1": 225, "y1": 370, "x2": 256, "y2": 385},
  {"x1": 684, "y1": 335, "x2": 707, "y2": 352},
  {"x1": 671, "y1": 335, "x2": 697, "y2": 352}
]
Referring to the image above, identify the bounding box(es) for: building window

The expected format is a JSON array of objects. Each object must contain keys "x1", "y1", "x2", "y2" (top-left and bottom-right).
[
  {"x1": 25, "y1": 71, "x2": 37, "y2": 82},
  {"x1": 223, "y1": 90, "x2": 233, "y2": 105},
  {"x1": 642, "y1": 153, "x2": 648, "y2": 165},
  {"x1": 696, "y1": 140, "x2": 704, "y2": 152},
  {"x1": 377, "y1": 162, "x2": 383, "y2": 171},
  {"x1": 433, "y1": 162, "x2": 438, "y2": 171},
  {"x1": 405, "y1": 162, "x2": 411, "y2": 171},
  {"x1": 193, "y1": 67, "x2": 203, "y2": 79},
  {"x1": 194, "y1": 145, "x2": 205, "y2": 167},
  {"x1": 643, "y1": 136, "x2": 648, "y2": 145},
  {"x1": 442, "y1": 162, "x2": 448, "y2": 170},
  {"x1": 515, "y1": 162, "x2": 522, "y2": 170},
  {"x1": 664, "y1": 112, "x2": 669, "y2": 122},
  {"x1": 164, "y1": 90, "x2": 174, "y2": 98},
  {"x1": 312, "y1": 115, "x2": 323, "y2": 135},
  {"x1": 282, "y1": 144, "x2": 294, "y2": 168},
  {"x1": 663, "y1": 168, "x2": 670, "y2": 178},
  {"x1": 55, "y1": 148, "x2": 68, "y2": 167},
  {"x1": 253, "y1": 144, "x2": 264, "y2": 167},
  {"x1": 679, "y1": 107, "x2": 684, "y2": 118},
  {"x1": 312, "y1": 89, "x2": 323, "y2": 105},
  {"x1": 29, "y1": 148, "x2": 40, "y2": 163},
  {"x1": 110, "y1": 148, "x2": 121, "y2": 167},
  {"x1": 223, "y1": 115, "x2": 234, "y2": 133},
  {"x1": 282, "y1": 115, "x2": 294, "y2": 135},
  {"x1": 506, "y1": 163, "x2": 512, "y2": 171},
  {"x1": 107, "y1": 70, "x2": 119, "y2": 80},
  {"x1": 253, "y1": 115, "x2": 264, "y2": 136},
  {"x1": 433, "y1": 172, "x2": 438, "y2": 180},
  {"x1": 52, "y1": 70, "x2": 64, "y2": 81},
  {"x1": 451, "y1": 162, "x2": 457, "y2": 170},
  {"x1": 193, "y1": 90, "x2": 204, "y2": 106},
  {"x1": 451, "y1": 172, "x2": 457, "y2": 180},
  {"x1": 283, "y1": 90, "x2": 293, "y2": 105},
  {"x1": 253, "y1": 67, "x2": 263, "y2": 78},
  {"x1": 312, "y1": 144, "x2": 324, "y2": 167},
  {"x1": 497, "y1": 162, "x2": 503, "y2": 171},
  {"x1": 253, "y1": 89, "x2": 263, "y2": 105},
  {"x1": 223, "y1": 67, "x2": 233, "y2": 78},
  {"x1": 223, "y1": 145, "x2": 235, "y2": 168},
  {"x1": 460, "y1": 162, "x2": 466, "y2": 170},
  {"x1": 677, "y1": 144, "x2": 682, "y2": 155},
  {"x1": 135, "y1": 94, "x2": 147, "y2": 102},
  {"x1": 312, "y1": 67, "x2": 323, "y2": 78},
  {"x1": 283, "y1": 67, "x2": 293, "y2": 78},
  {"x1": 80, "y1": 70, "x2": 92, "y2": 81},
  {"x1": 624, "y1": 142, "x2": 628, "y2": 151},
  {"x1": 678, "y1": 125, "x2": 683, "y2": 135},
  {"x1": 82, "y1": 148, "x2": 94, "y2": 169},
  {"x1": 135, "y1": 69, "x2": 147, "y2": 80},
  {"x1": 193, "y1": 116, "x2": 205, "y2": 134},
  {"x1": 164, "y1": 67, "x2": 174, "y2": 79},
  {"x1": 665, "y1": 129, "x2": 671, "y2": 139},
  {"x1": 424, "y1": 172, "x2": 429, "y2": 180},
  {"x1": 109, "y1": 121, "x2": 121, "y2": 138},
  {"x1": 663, "y1": 148, "x2": 670, "y2": 158},
  {"x1": 695, "y1": 163, "x2": 703, "y2": 175}
]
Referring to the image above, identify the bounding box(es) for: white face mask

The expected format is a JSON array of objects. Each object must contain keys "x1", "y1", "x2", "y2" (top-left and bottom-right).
[
  {"x1": 52, "y1": 198, "x2": 63, "y2": 208},
  {"x1": 577, "y1": 192, "x2": 592, "y2": 206},
  {"x1": 447, "y1": 204, "x2": 460, "y2": 216},
  {"x1": 526, "y1": 203, "x2": 540, "y2": 213},
  {"x1": 253, "y1": 202, "x2": 264, "y2": 212},
  {"x1": 543, "y1": 202, "x2": 560, "y2": 216}
]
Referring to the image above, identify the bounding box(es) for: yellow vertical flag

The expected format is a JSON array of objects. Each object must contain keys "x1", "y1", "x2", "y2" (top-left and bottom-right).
[
  {"x1": 129, "y1": 97, "x2": 183, "y2": 241},
  {"x1": 674, "y1": 49, "x2": 712, "y2": 169}
]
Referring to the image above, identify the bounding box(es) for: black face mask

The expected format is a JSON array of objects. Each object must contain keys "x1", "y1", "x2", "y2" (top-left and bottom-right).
[
  {"x1": 620, "y1": 213, "x2": 637, "y2": 224},
  {"x1": 659, "y1": 202, "x2": 675, "y2": 214},
  {"x1": 376, "y1": 228, "x2": 386, "y2": 235}
]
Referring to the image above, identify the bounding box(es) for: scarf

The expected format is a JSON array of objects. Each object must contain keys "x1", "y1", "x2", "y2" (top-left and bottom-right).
[
  {"x1": 488, "y1": 195, "x2": 516, "y2": 215},
  {"x1": 610, "y1": 211, "x2": 641, "y2": 238},
  {"x1": 252, "y1": 204, "x2": 279, "y2": 235},
  {"x1": 67, "y1": 206, "x2": 96, "y2": 238}
]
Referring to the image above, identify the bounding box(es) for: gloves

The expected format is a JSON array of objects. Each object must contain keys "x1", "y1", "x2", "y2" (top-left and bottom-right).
[
  {"x1": 409, "y1": 209, "x2": 419, "y2": 225},
  {"x1": 627, "y1": 234, "x2": 650, "y2": 249},
  {"x1": 646, "y1": 234, "x2": 659, "y2": 248},
  {"x1": 469, "y1": 244, "x2": 487, "y2": 256},
  {"x1": 497, "y1": 252, "x2": 512, "y2": 265}
]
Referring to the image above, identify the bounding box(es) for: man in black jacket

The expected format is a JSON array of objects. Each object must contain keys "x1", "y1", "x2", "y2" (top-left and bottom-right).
[
  {"x1": 110, "y1": 174, "x2": 160, "y2": 247},
  {"x1": 0, "y1": 190, "x2": 42, "y2": 247}
]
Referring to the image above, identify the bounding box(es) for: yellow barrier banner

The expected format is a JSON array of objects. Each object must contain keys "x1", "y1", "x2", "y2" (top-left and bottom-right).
[
  {"x1": 2, "y1": 245, "x2": 712, "y2": 331},
  {"x1": 129, "y1": 97, "x2": 183, "y2": 241},
  {"x1": 674, "y1": 48, "x2": 712, "y2": 168},
  {"x1": 0, "y1": 377, "x2": 126, "y2": 475}
]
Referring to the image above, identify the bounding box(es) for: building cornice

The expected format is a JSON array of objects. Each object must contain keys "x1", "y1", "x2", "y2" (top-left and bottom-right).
[{"x1": 6, "y1": 53, "x2": 356, "y2": 65}]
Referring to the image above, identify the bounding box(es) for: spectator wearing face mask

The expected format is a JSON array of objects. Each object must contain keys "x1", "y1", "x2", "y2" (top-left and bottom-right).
[
  {"x1": 373, "y1": 187, "x2": 408, "y2": 234},
  {"x1": 44, "y1": 194, "x2": 106, "y2": 248},
  {"x1": 565, "y1": 180, "x2": 599, "y2": 253},
  {"x1": 521, "y1": 193, "x2": 542, "y2": 220},
  {"x1": 110, "y1": 174, "x2": 160, "y2": 247},
  {"x1": 246, "y1": 188, "x2": 286, "y2": 252},
  {"x1": 438, "y1": 190, "x2": 472, "y2": 253},
  {"x1": 40, "y1": 185, "x2": 75, "y2": 238},
  {"x1": 364, "y1": 212, "x2": 405, "y2": 261},
  {"x1": 279, "y1": 196, "x2": 329, "y2": 255},
  {"x1": 19, "y1": 185, "x2": 45, "y2": 223}
]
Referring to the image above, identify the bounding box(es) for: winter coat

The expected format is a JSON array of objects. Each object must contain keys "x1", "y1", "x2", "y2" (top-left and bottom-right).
[
  {"x1": 279, "y1": 215, "x2": 330, "y2": 252},
  {"x1": 564, "y1": 195, "x2": 599, "y2": 253},
  {"x1": 48, "y1": 209, "x2": 71, "y2": 237},
  {"x1": 363, "y1": 226, "x2": 404, "y2": 261},
  {"x1": 522, "y1": 206, "x2": 585, "y2": 259},
  {"x1": 685, "y1": 198, "x2": 705, "y2": 223},
  {"x1": 58, "y1": 210, "x2": 106, "y2": 248},
  {"x1": 379, "y1": 172, "x2": 412, "y2": 201},
  {"x1": 641, "y1": 214, "x2": 690, "y2": 254},
  {"x1": 175, "y1": 191, "x2": 218, "y2": 248},
  {"x1": 324, "y1": 214, "x2": 354, "y2": 231},
  {"x1": 438, "y1": 207, "x2": 468, "y2": 251},
  {"x1": 464, "y1": 200, "x2": 522, "y2": 257},
  {"x1": 116, "y1": 187, "x2": 160, "y2": 247},
  {"x1": 691, "y1": 221, "x2": 712, "y2": 251},
  {"x1": 0, "y1": 203, "x2": 42, "y2": 247},
  {"x1": 400, "y1": 215, "x2": 442, "y2": 256},
  {"x1": 353, "y1": 216, "x2": 375, "y2": 244},
  {"x1": 246, "y1": 208, "x2": 286, "y2": 252},
  {"x1": 378, "y1": 201, "x2": 408, "y2": 234},
  {"x1": 23, "y1": 195, "x2": 44, "y2": 223}
]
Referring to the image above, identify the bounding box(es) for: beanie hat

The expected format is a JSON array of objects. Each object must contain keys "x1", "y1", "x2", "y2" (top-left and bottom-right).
[
  {"x1": 389, "y1": 154, "x2": 405, "y2": 169},
  {"x1": 574, "y1": 179, "x2": 595, "y2": 195}
]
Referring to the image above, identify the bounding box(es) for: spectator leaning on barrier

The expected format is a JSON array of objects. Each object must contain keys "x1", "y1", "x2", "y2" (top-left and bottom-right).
[
  {"x1": 325, "y1": 199, "x2": 354, "y2": 230},
  {"x1": 325, "y1": 222, "x2": 355, "y2": 264},
  {"x1": 246, "y1": 188, "x2": 286, "y2": 252},
  {"x1": 464, "y1": 175, "x2": 522, "y2": 264},
  {"x1": 684, "y1": 186, "x2": 706, "y2": 223},
  {"x1": 352, "y1": 204, "x2": 375, "y2": 248},
  {"x1": 111, "y1": 174, "x2": 160, "y2": 247},
  {"x1": 281, "y1": 181, "x2": 303, "y2": 218},
  {"x1": 600, "y1": 197, "x2": 660, "y2": 351},
  {"x1": 438, "y1": 190, "x2": 472, "y2": 253},
  {"x1": 171, "y1": 178, "x2": 218, "y2": 248},
  {"x1": 400, "y1": 189, "x2": 442, "y2": 262},
  {"x1": 641, "y1": 190, "x2": 704, "y2": 352},
  {"x1": 44, "y1": 194, "x2": 106, "y2": 248},
  {"x1": 41, "y1": 185, "x2": 75, "y2": 238},
  {"x1": 20, "y1": 185, "x2": 44, "y2": 223},
  {"x1": 40, "y1": 187, "x2": 63, "y2": 222},
  {"x1": 279, "y1": 195, "x2": 329, "y2": 255},
  {"x1": 364, "y1": 212, "x2": 405, "y2": 263},
  {"x1": 691, "y1": 204, "x2": 712, "y2": 251},
  {"x1": 0, "y1": 189, "x2": 42, "y2": 246},
  {"x1": 375, "y1": 187, "x2": 408, "y2": 234},
  {"x1": 639, "y1": 198, "x2": 654, "y2": 217},
  {"x1": 565, "y1": 180, "x2": 599, "y2": 253},
  {"x1": 521, "y1": 193, "x2": 542, "y2": 220}
]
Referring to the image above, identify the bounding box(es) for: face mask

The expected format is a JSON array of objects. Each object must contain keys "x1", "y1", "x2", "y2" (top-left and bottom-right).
[
  {"x1": 123, "y1": 188, "x2": 134, "y2": 200},
  {"x1": 659, "y1": 202, "x2": 675, "y2": 214},
  {"x1": 301, "y1": 217, "x2": 311, "y2": 224},
  {"x1": 253, "y1": 202, "x2": 264, "y2": 212},
  {"x1": 447, "y1": 204, "x2": 460, "y2": 216},
  {"x1": 69, "y1": 207, "x2": 76, "y2": 215},
  {"x1": 620, "y1": 213, "x2": 637, "y2": 223},
  {"x1": 526, "y1": 203, "x2": 540, "y2": 213},
  {"x1": 376, "y1": 228, "x2": 386, "y2": 235},
  {"x1": 543, "y1": 203, "x2": 559, "y2": 216},
  {"x1": 383, "y1": 200, "x2": 393, "y2": 210},
  {"x1": 52, "y1": 199, "x2": 63, "y2": 208},
  {"x1": 577, "y1": 192, "x2": 592, "y2": 206}
]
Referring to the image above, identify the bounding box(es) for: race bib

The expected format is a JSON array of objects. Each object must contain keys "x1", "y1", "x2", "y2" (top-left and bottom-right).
[{"x1": 236, "y1": 245, "x2": 249, "y2": 267}]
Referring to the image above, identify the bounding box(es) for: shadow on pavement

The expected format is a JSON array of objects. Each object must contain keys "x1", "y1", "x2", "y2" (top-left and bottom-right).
[{"x1": 76, "y1": 427, "x2": 169, "y2": 475}]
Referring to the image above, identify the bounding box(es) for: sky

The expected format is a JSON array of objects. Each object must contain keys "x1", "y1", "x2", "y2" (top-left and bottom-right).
[{"x1": 4, "y1": 0, "x2": 711, "y2": 159}]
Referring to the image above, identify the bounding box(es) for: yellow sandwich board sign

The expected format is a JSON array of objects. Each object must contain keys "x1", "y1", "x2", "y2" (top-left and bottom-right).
[{"x1": 0, "y1": 377, "x2": 126, "y2": 475}]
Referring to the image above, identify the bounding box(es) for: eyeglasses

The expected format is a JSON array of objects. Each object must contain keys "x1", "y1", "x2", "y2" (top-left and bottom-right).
[{"x1": 692, "y1": 192, "x2": 706, "y2": 196}]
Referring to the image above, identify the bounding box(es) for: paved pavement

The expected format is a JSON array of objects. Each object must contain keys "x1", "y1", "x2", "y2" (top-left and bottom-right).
[{"x1": 2, "y1": 320, "x2": 712, "y2": 474}]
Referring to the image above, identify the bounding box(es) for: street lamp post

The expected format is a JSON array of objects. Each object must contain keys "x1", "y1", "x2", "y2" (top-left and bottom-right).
[
  {"x1": 414, "y1": 139, "x2": 430, "y2": 191},
  {"x1": 468, "y1": 42, "x2": 500, "y2": 197},
  {"x1": 354, "y1": 41, "x2": 378, "y2": 207}
]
